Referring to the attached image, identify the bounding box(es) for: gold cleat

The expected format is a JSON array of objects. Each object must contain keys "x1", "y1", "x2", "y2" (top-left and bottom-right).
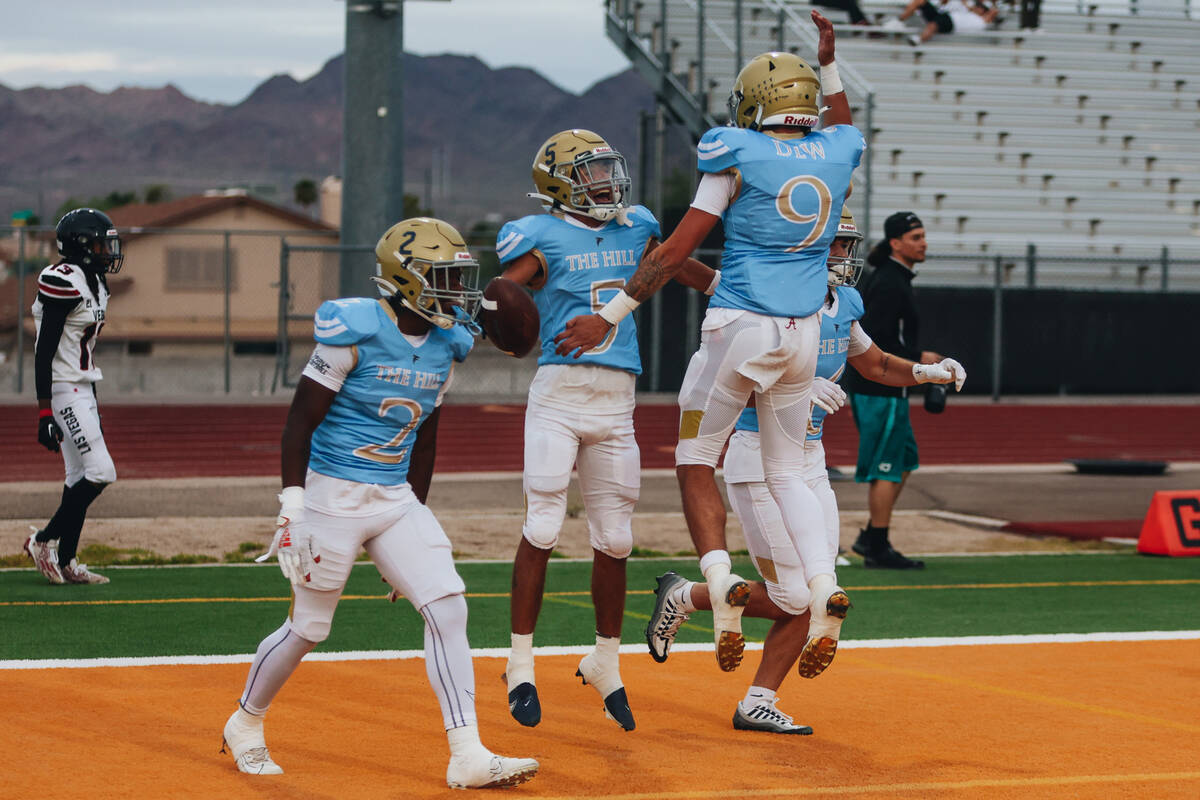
[
  {"x1": 797, "y1": 590, "x2": 851, "y2": 679},
  {"x1": 714, "y1": 577, "x2": 751, "y2": 672}
]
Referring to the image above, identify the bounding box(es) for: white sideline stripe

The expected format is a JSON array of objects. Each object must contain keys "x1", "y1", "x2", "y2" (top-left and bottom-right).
[
  {"x1": 926, "y1": 509, "x2": 1010, "y2": 528},
  {"x1": 4, "y1": 630, "x2": 1197, "y2": 671}
]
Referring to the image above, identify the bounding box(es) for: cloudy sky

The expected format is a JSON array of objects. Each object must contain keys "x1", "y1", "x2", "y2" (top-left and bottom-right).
[{"x1": 0, "y1": 0, "x2": 631, "y2": 103}]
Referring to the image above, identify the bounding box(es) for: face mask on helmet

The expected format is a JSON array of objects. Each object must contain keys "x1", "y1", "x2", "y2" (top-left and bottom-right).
[
  {"x1": 827, "y1": 214, "x2": 864, "y2": 287},
  {"x1": 529, "y1": 130, "x2": 631, "y2": 223},
  {"x1": 56, "y1": 208, "x2": 124, "y2": 274},
  {"x1": 372, "y1": 218, "x2": 483, "y2": 330}
]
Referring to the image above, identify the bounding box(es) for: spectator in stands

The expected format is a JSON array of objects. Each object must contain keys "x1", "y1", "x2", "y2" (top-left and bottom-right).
[
  {"x1": 1019, "y1": 0, "x2": 1041, "y2": 31},
  {"x1": 881, "y1": 0, "x2": 1001, "y2": 46},
  {"x1": 844, "y1": 212, "x2": 951, "y2": 569},
  {"x1": 814, "y1": 0, "x2": 871, "y2": 26}
]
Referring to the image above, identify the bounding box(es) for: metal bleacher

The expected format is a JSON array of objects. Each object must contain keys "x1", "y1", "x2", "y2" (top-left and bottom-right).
[{"x1": 604, "y1": 0, "x2": 1200, "y2": 289}]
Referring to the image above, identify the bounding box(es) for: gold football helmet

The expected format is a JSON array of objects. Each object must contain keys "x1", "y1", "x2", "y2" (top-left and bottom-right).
[
  {"x1": 529, "y1": 129, "x2": 631, "y2": 223},
  {"x1": 728, "y1": 52, "x2": 820, "y2": 131},
  {"x1": 827, "y1": 208, "x2": 864, "y2": 287},
  {"x1": 373, "y1": 217, "x2": 482, "y2": 329}
]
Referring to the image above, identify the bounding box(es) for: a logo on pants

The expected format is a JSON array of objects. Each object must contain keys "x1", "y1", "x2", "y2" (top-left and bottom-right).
[
  {"x1": 879, "y1": 462, "x2": 892, "y2": 473},
  {"x1": 60, "y1": 405, "x2": 91, "y2": 454}
]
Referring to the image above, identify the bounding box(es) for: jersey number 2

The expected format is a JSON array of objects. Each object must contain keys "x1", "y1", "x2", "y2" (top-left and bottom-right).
[{"x1": 353, "y1": 397, "x2": 424, "y2": 464}]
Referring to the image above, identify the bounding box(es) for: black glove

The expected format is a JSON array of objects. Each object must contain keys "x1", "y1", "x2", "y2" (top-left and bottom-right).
[{"x1": 37, "y1": 411, "x2": 63, "y2": 452}]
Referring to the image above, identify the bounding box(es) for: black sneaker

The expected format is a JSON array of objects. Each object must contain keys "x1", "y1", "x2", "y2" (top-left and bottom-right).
[
  {"x1": 851, "y1": 529, "x2": 872, "y2": 558},
  {"x1": 862, "y1": 546, "x2": 925, "y2": 570}
]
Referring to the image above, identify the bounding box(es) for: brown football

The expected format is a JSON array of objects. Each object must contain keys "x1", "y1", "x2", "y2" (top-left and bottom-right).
[{"x1": 479, "y1": 277, "x2": 540, "y2": 358}]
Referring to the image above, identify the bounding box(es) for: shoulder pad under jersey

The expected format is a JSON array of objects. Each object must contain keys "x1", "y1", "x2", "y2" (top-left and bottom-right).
[
  {"x1": 696, "y1": 127, "x2": 748, "y2": 174},
  {"x1": 624, "y1": 205, "x2": 663, "y2": 239},
  {"x1": 838, "y1": 285, "x2": 865, "y2": 320},
  {"x1": 495, "y1": 215, "x2": 546, "y2": 264},
  {"x1": 37, "y1": 263, "x2": 88, "y2": 302},
  {"x1": 313, "y1": 298, "x2": 383, "y2": 346}
]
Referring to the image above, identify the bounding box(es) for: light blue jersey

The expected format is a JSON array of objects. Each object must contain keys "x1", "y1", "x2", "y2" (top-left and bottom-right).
[
  {"x1": 307, "y1": 298, "x2": 474, "y2": 485},
  {"x1": 734, "y1": 286, "x2": 864, "y2": 442},
  {"x1": 697, "y1": 125, "x2": 864, "y2": 319},
  {"x1": 495, "y1": 206, "x2": 660, "y2": 374}
]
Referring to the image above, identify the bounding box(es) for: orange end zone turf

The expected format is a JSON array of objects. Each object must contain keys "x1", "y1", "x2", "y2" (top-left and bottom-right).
[{"x1": 2, "y1": 643, "x2": 1199, "y2": 799}]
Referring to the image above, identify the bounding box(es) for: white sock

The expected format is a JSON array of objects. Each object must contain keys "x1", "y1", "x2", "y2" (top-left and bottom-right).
[
  {"x1": 700, "y1": 550, "x2": 731, "y2": 583},
  {"x1": 742, "y1": 685, "x2": 776, "y2": 708},
  {"x1": 808, "y1": 572, "x2": 836, "y2": 604},
  {"x1": 506, "y1": 632, "x2": 535, "y2": 691},
  {"x1": 420, "y1": 594, "x2": 478, "y2": 731},
  {"x1": 676, "y1": 581, "x2": 698, "y2": 613},
  {"x1": 446, "y1": 723, "x2": 487, "y2": 759},
  {"x1": 581, "y1": 633, "x2": 624, "y2": 696},
  {"x1": 240, "y1": 622, "x2": 317, "y2": 715}
]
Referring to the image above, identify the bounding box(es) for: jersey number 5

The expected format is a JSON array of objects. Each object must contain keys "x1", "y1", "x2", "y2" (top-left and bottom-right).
[
  {"x1": 775, "y1": 176, "x2": 833, "y2": 253},
  {"x1": 589, "y1": 279, "x2": 625, "y2": 354},
  {"x1": 353, "y1": 397, "x2": 424, "y2": 464}
]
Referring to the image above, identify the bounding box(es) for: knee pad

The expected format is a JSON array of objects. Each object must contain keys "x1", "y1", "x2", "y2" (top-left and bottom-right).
[
  {"x1": 765, "y1": 579, "x2": 811, "y2": 617},
  {"x1": 522, "y1": 488, "x2": 564, "y2": 551},
  {"x1": 591, "y1": 525, "x2": 633, "y2": 560},
  {"x1": 287, "y1": 588, "x2": 339, "y2": 643}
]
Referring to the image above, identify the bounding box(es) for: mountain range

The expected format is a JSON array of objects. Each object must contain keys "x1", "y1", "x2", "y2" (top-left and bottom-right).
[{"x1": 0, "y1": 53, "x2": 683, "y2": 228}]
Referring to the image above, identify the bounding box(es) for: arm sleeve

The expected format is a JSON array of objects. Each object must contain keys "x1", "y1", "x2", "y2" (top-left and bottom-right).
[
  {"x1": 690, "y1": 172, "x2": 737, "y2": 217},
  {"x1": 300, "y1": 343, "x2": 356, "y2": 392},
  {"x1": 34, "y1": 298, "x2": 78, "y2": 400},
  {"x1": 847, "y1": 320, "x2": 873, "y2": 357}
]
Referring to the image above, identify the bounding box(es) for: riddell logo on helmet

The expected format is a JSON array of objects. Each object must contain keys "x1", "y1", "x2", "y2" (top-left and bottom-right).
[{"x1": 783, "y1": 115, "x2": 817, "y2": 126}]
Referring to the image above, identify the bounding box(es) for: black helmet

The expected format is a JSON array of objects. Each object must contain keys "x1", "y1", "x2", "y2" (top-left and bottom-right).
[{"x1": 56, "y1": 208, "x2": 124, "y2": 274}]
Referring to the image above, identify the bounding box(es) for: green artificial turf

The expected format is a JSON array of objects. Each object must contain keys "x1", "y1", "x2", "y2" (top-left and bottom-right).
[{"x1": 1, "y1": 553, "x2": 1196, "y2": 661}]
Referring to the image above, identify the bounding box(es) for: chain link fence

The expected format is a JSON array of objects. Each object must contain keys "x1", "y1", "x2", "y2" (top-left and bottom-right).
[{"x1": 3, "y1": 225, "x2": 1199, "y2": 398}]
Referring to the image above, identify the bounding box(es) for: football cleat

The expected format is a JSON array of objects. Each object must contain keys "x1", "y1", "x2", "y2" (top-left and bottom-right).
[
  {"x1": 222, "y1": 709, "x2": 283, "y2": 775},
  {"x1": 576, "y1": 652, "x2": 635, "y2": 731},
  {"x1": 797, "y1": 588, "x2": 852, "y2": 679},
  {"x1": 507, "y1": 681, "x2": 542, "y2": 728},
  {"x1": 60, "y1": 558, "x2": 109, "y2": 585},
  {"x1": 24, "y1": 528, "x2": 64, "y2": 585},
  {"x1": 447, "y1": 750, "x2": 539, "y2": 790},
  {"x1": 711, "y1": 573, "x2": 751, "y2": 672},
  {"x1": 733, "y1": 698, "x2": 813, "y2": 735},
  {"x1": 645, "y1": 571, "x2": 691, "y2": 663}
]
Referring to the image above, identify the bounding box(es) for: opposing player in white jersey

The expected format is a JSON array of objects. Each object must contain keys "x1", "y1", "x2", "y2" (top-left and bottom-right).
[
  {"x1": 221, "y1": 218, "x2": 538, "y2": 790},
  {"x1": 498, "y1": 129, "x2": 719, "y2": 731},
  {"x1": 556, "y1": 12, "x2": 862, "y2": 675},
  {"x1": 24, "y1": 208, "x2": 123, "y2": 585},
  {"x1": 645, "y1": 212, "x2": 966, "y2": 733}
]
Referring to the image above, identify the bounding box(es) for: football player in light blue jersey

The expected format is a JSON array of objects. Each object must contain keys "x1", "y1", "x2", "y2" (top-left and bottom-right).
[
  {"x1": 498, "y1": 129, "x2": 719, "y2": 732},
  {"x1": 222, "y1": 218, "x2": 539, "y2": 790},
  {"x1": 646, "y1": 213, "x2": 965, "y2": 733},
  {"x1": 557, "y1": 11, "x2": 860, "y2": 677}
]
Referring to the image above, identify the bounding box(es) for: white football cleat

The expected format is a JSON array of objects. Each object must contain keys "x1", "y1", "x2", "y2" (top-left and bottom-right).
[
  {"x1": 797, "y1": 585, "x2": 852, "y2": 679},
  {"x1": 60, "y1": 558, "x2": 109, "y2": 585},
  {"x1": 645, "y1": 571, "x2": 691, "y2": 663},
  {"x1": 446, "y1": 749, "x2": 539, "y2": 789},
  {"x1": 733, "y1": 697, "x2": 813, "y2": 735},
  {"x1": 222, "y1": 708, "x2": 283, "y2": 775},
  {"x1": 24, "y1": 528, "x2": 64, "y2": 585},
  {"x1": 710, "y1": 572, "x2": 751, "y2": 672},
  {"x1": 576, "y1": 651, "x2": 635, "y2": 731}
]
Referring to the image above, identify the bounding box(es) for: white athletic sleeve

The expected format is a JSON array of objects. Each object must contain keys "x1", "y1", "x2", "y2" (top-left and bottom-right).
[
  {"x1": 435, "y1": 363, "x2": 455, "y2": 407},
  {"x1": 301, "y1": 343, "x2": 356, "y2": 391},
  {"x1": 690, "y1": 172, "x2": 737, "y2": 216},
  {"x1": 848, "y1": 321, "x2": 873, "y2": 357}
]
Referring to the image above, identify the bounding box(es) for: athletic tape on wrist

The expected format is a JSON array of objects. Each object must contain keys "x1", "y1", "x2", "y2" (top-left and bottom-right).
[
  {"x1": 705, "y1": 270, "x2": 721, "y2": 296},
  {"x1": 597, "y1": 289, "x2": 640, "y2": 326},
  {"x1": 38, "y1": 409, "x2": 54, "y2": 419},
  {"x1": 820, "y1": 63, "x2": 843, "y2": 96}
]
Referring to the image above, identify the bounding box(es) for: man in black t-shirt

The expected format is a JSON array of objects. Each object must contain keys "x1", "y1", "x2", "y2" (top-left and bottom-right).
[{"x1": 843, "y1": 212, "x2": 944, "y2": 569}]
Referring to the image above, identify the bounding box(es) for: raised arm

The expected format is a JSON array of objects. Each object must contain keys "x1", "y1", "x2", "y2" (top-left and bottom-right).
[
  {"x1": 553, "y1": 208, "x2": 720, "y2": 357},
  {"x1": 812, "y1": 11, "x2": 852, "y2": 128}
]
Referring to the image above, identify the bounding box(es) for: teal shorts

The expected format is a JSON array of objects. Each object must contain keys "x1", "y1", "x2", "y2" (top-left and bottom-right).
[{"x1": 849, "y1": 394, "x2": 919, "y2": 483}]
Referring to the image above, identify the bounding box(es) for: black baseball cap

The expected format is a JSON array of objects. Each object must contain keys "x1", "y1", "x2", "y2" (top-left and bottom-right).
[{"x1": 883, "y1": 211, "x2": 923, "y2": 241}]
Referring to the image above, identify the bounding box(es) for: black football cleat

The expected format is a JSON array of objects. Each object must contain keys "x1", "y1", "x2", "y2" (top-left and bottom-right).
[
  {"x1": 576, "y1": 654, "x2": 636, "y2": 731},
  {"x1": 863, "y1": 546, "x2": 925, "y2": 570},
  {"x1": 507, "y1": 682, "x2": 542, "y2": 727}
]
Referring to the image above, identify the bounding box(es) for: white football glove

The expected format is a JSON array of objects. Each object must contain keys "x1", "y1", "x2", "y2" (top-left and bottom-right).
[
  {"x1": 912, "y1": 358, "x2": 967, "y2": 391},
  {"x1": 811, "y1": 376, "x2": 848, "y2": 415},
  {"x1": 256, "y1": 486, "x2": 320, "y2": 586}
]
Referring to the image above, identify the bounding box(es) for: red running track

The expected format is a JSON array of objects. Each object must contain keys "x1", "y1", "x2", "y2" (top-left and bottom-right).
[{"x1": 2, "y1": 402, "x2": 1198, "y2": 482}]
